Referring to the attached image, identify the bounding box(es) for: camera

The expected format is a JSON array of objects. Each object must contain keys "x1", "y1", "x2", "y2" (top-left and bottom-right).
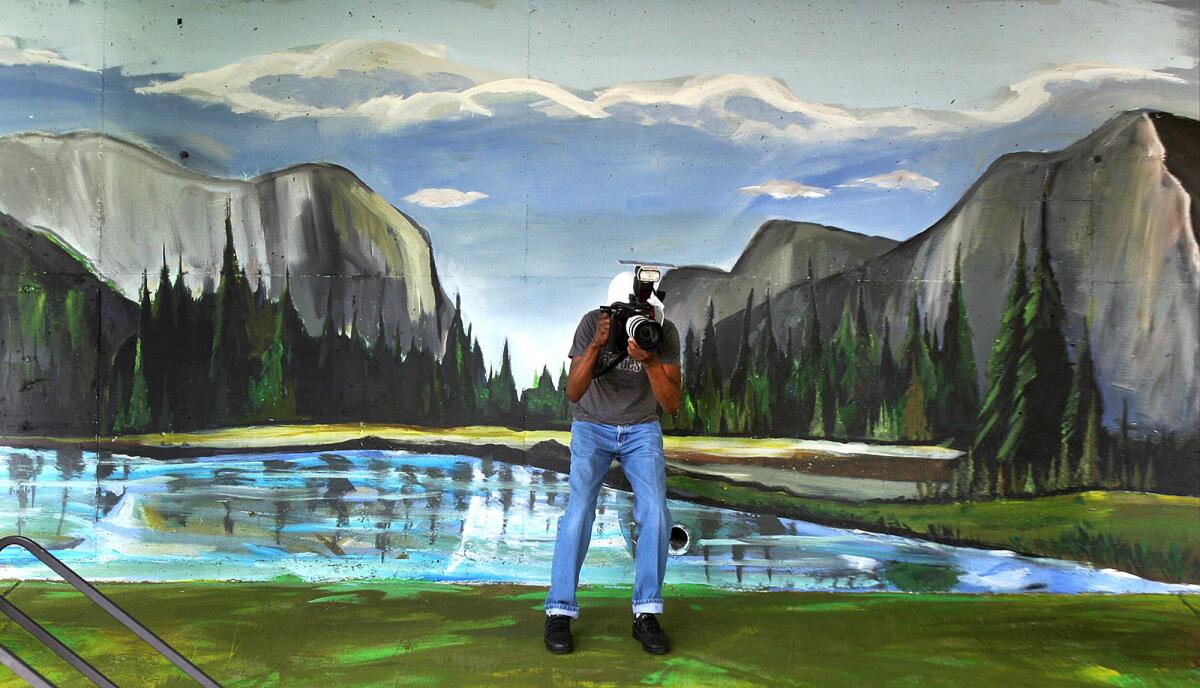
[
  {"x1": 600, "y1": 300, "x2": 663, "y2": 352},
  {"x1": 594, "y1": 264, "x2": 670, "y2": 376}
]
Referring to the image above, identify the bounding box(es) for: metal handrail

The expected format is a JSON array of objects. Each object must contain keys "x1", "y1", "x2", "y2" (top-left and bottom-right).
[
  {"x1": 0, "y1": 642, "x2": 54, "y2": 688},
  {"x1": 0, "y1": 535, "x2": 221, "y2": 687}
]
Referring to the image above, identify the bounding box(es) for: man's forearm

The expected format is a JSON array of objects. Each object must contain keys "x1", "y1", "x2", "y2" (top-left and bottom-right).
[
  {"x1": 644, "y1": 360, "x2": 681, "y2": 414},
  {"x1": 565, "y1": 343, "x2": 602, "y2": 402}
]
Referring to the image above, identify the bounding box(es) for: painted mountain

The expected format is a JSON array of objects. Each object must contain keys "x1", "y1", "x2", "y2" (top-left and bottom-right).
[
  {"x1": 660, "y1": 220, "x2": 897, "y2": 342},
  {"x1": 0, "y1": 133, "x2": 479, "y2": 435},
  {"x1": 0, "y1": 211, "x2": 140, "y2": 433},
  {"x1": 0, "y1": 132, "x2": 453, "y2": 350},
  {"x1": 682, "y1": 109, "x2": 1198, "y2": 438}
]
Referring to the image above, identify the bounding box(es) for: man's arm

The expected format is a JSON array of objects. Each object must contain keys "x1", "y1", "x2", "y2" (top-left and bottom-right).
[
  {"x1": 565, "y1": 312, "x2": 610, "y2": 402},
  {"x1": 644, "y1": 357, "x2": 682, "y2": 415},
  {"x1": 626, "y1": 337, "x2": 682, "y2": 414}
]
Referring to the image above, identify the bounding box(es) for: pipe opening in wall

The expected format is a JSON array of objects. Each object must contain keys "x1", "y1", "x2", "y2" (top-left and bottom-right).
[{"x1": 668, "y1": 524, "x2": 690, "y2": 555}]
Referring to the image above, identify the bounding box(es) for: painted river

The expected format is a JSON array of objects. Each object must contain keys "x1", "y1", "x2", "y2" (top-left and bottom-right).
[{"x1": 1, "y1": 447, "x2": 1194, "y2": 593}]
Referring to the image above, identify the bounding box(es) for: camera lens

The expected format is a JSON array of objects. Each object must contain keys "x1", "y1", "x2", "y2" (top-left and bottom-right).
[{"x1": 627, "y1": 315, "x2": 663, "y2": 351}]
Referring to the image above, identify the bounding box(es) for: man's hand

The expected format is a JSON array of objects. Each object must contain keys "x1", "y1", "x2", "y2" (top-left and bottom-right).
[
  {"x1": 628, "y1": 331, "x2": 681, "y2": 414},
  {"x1": 566, "y1": 311, "x2": 610, "y2": 403},
  {"x1": 591, "y1": 313, "x2": 611, "y2": 350},
  {"x1": 626, "y1": 337, "x2": 659, "y2": 366}
]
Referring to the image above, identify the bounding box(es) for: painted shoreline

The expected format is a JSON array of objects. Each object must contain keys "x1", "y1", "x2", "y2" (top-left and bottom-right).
[
  {"x1": 0, "y1": 426, "x2": 951, "y2": 526},
  {"x1": 0, "y1": 422, "x2": 960, "y2": 496},
  {"x1": 2, "y1": 424, "x2": 1196, "y2": 584},
  {"x1": 0, "y1": 422, "x2": 964, "y2": 462}
]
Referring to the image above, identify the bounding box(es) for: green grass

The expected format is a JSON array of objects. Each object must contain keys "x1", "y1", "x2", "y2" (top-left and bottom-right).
[
  {"x1": 0, "y1": 581, "x2": 1197, "y2": 687},
  {"x1": 668, "y1": 477, "x2": 1200, "y2": 584}
]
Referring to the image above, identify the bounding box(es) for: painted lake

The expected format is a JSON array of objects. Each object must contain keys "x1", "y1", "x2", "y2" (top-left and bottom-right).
[{"x1": 1, "y1": 447, "x2": 1195, "y2": 594}]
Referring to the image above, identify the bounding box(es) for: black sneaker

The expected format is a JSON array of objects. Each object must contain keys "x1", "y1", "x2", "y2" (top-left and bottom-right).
[
  {"x1": 544, "y1": 614, "x2": 574, "y2": 654},
  {"x1": 632, "y1": 613, "x2": 670, "y2": 654}
]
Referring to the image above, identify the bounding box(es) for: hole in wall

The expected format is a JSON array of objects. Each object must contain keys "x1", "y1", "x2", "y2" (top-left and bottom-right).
[{"x1": 669, "y1": 524, "x2": 690, "y2": 555}]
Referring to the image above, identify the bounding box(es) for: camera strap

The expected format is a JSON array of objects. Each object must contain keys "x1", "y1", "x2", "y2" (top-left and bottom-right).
[{"x1": 593, "y1": 349, "x2": 627, "y2": 377}]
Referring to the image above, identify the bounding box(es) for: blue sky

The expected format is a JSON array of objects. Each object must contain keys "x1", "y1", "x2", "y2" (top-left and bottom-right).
[{"x1": 0, "y1": 0, "x2": 1196, "y2": 378}]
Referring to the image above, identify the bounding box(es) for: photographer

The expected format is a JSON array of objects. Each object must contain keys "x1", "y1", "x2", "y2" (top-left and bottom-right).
[{"x1": 543, "y1": 270, "x2": 682, "y2": 655}]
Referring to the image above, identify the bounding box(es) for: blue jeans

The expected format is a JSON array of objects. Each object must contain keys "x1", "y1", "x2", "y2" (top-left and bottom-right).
[{"x1": 544, "y1": 419, "x2": 671, "y2": 618}]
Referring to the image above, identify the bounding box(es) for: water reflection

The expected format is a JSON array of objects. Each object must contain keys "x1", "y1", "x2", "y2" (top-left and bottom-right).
[{"x1": 0, "y1": 446, "x2": 1194, "y2": 595}]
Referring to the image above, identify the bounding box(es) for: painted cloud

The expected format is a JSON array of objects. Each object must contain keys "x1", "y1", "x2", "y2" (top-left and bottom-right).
[
  {"x1": 838, "y1": 170, "x2": 940, "y2": 192},
  {"x1": 0, "y1": 36, "x2": 95, "y2": 72},
  {"x1": 403, "y1": 188, "x2": 490, "y2": 208},
  {"x1": 132, "y1": 39, "x2": 1188, "y2": 146},
  {"x1": 739, "y1": 179, "x2": 831, "y2": 199}
]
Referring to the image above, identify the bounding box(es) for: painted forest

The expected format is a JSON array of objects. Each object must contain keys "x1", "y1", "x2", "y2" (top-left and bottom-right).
[
  {"x1": 4, "y1": 204, "x2": 1194, "y2": 501},
  {"x1": 664, "y1": 221, "x2": 1193, "y2": 499}
]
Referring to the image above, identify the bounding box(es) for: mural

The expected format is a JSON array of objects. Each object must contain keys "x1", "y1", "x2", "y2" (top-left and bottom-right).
[{"x1": 0, "y1": 0, "x2": 1197, "y2": 684}]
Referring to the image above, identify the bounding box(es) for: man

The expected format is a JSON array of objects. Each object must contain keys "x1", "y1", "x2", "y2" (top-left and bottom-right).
[{"x1": 543, "y1": 271, "x2": 682, "y2": 655}]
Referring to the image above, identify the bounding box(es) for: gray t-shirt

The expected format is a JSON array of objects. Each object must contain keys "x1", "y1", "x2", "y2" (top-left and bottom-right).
[{"x1": 568, "y1": 308, "x2": 681, "y2": 425}]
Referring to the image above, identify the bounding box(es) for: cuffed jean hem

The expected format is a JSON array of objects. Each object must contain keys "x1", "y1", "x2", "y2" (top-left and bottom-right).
[
  {"x1": 632, "y1": 599, "x2": 664, "y2": 615},
  {"x1": 544, "y1": 604, "x2": 580, "y2": 618}
]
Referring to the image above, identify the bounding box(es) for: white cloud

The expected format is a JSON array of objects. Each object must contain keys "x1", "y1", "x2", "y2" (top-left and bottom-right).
[
  {"x1": 403, "y1": 188, "x2": 489, "y2": 208},
  {"x1": 135, "y1": 39, "x2": 501, "y2": 119},
  {"x1": 357, "y1": 91, "x2": 493, "y2": 127},
  {"x1": 739, "y1": 179, "x2": 830, "y2": 199},
  {"x1": 595, "y1": 73, "x2": 849, "y2": 119},
  {"x1": 132, "y1": 38, "x2": 1188, "y2": 144},
  {"x1": 837, "y1": 170, "x2": 940, "y2": 192},
  {"x1": 959, "y1": 62, "x2": 1187, "y2": 125},
  {"x1": 0, "y1": 36, "x2": 95, "y2": 72},
  {"x1": 137, "y1": 40, "x2": 609, "y2": 128},
  {"x1": 358, "y1": 77, "x2": 606, "y2": 128},
  {"x1": 592, "y1": 64, "x2": 1184, "y2": 144},
  {"x1": 587, "y1": 73, "x2": 941, "y2": 144}
]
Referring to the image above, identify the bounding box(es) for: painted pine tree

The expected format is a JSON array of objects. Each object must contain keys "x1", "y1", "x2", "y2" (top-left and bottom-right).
[
  {"x1": 795, "y1": 261, "x2": 823, "y2": 435},
  {"x1": 248, "y1": 292, "x2": 292, "y2": 420},
  {"x1": 936, "y1": 246, "x2": 979, "y2": 444},
  {"x1": 878, "y1": 317, "x2": 901, "y2": 411},
  {"x1": 523, "y1": 365, "x2": 560, "y2": 423},
  {"x1": 728, "y1": 289, "x2": 756, "y2": 404},
  {"x1": 125, "y1": 338, "x2": 152, "y2": 433},
  {"x1": 176, "y1": 258, "x2": 215, "y2": 429},
  {"x1": 1001, "y1": 213, "x2": 1071, "y2": 494},
  {"x1": 209, "y1": 199, "x2": 256, "y2": 424},
  {"x1": 1073, "y1": 397, "x2": 1102, "y2": 489},
  {"x1": 130, "y1": 271, "x2": 156, "y2": 430},
  {"x1": 487, "y1": 339, "x2": 520, "y2": 425},
  {"x1": 698, "y1": 299, "x2": 723, "y2": 394},
  {"x1": 557, "y1": 363, "x2": 569, "y2": 422},
  {"x1": 776, "y1": 325, "x2": 801, "y2": 436},
  {"x1": 145, "y1": 250, "x2": 176, "y2": 430},
  {"x1": 974, "y1": 224, "x2": 1029, "y2": 496},
  {"x1": 669, "y1": 327, "x2": 700, "y2": 432},
  {"x1": 851, "y1": 283, "x2": 878, "y2": 437},
  {"x1": 1057, "y1": 307, "x2": 1104, "y2": 490},
  {"x1": 439, "y1": 293, "x2": 474, "y2": 423},
  {"x1": 695, "y1": 300, "x2": 724, "y2": 434},
  {"x1": 899, "y1": 291, "x2": 936, "y2": 441},
  {"x1": 830, "y1": 291, "x2": 857, "y2": 435},
  {"x1": 757, "y1": 291, "x2": 787, "y2": 435},
  {"x1": 899, "y1": 370, "x2": 931, "y2": 441}
]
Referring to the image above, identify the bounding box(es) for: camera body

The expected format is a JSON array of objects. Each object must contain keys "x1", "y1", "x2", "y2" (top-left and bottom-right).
[{"x1": 599, "y1": 300, "x2": 663, "y2": 352}]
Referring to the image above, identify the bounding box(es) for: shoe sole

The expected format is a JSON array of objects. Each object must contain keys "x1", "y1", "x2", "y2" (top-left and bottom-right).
[{"x1": 545, "y1": 640, "x2": 573, "y2": 654}]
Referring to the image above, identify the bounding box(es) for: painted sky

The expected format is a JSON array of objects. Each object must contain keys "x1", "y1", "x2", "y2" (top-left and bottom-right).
[{"x1": 0, "y1": 0, "x2": 1196, "y2": 379}]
